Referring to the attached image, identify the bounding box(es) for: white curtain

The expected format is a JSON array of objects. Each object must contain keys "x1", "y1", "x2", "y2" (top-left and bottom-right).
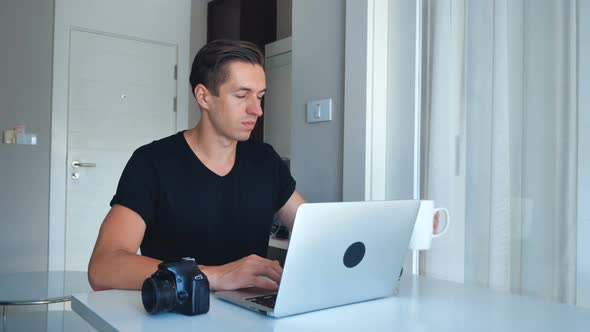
[{"x1": 422, "y1": 0, "x2": 578, "y2": 304}]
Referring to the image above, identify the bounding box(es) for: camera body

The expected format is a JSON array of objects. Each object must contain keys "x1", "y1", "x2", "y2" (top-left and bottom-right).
[{"x1": 142, "y1": 258, "x2": 209, "y2": 316}]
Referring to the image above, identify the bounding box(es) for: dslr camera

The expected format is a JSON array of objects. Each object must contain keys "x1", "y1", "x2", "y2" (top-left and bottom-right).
[{"x1": 141, "y1": 258, "x2": 210, "y2": 316}]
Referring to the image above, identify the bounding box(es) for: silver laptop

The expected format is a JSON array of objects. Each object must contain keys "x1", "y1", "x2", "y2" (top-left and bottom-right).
[{"x1": 215, "y1": 200, "x2": 420, "y2": 318}]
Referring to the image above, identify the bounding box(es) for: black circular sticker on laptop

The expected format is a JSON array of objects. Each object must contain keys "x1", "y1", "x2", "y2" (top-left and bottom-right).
[{"x1": 343, "y1": 242, "x2": 366, "y2": 268}]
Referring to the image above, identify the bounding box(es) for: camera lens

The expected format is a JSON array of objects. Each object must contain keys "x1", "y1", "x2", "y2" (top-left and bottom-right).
[{"x1": 142, "y1": 272, "x2": 177, "y2": 314}]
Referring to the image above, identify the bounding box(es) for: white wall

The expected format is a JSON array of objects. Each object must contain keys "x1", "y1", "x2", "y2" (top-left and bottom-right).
[
  {"x1": 0, "y1": 0, "x2": 54, "y2": 274},
  {"x1": 385, "y1": 0, "x2": 417, "y2": 201},
  {"x1": 342, "y1": 0, "x2": 420, "y2": 205},
  {"x1": 383, "y1": 0, "x2": 419, "y2": 278},
  {"x1": 577, "y1": 0, "x2": 590, "y2": 309},
  {"x1": 291, "y1": 0, "x2": 345, "y2": 202}
]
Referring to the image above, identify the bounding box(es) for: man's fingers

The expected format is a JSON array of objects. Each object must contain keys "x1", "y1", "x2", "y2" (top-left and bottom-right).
[
  {"x1": 263, "y1": 260, "x2": 283, "y2": 280},
  {"x1": 249, "y1": 276, "x2": 279, "y2": 290},
  {"x1": 272, "y1": 260, "x2": 283, "y2": 274},
  {"x1": 260, "y1": 265, "x2": 282, "y2": 284},
  {"x1": 245, "y1": 259, "x2": 282, "y2": 283},
  {"x1": 246, "y1": 256, "x2": 283, "y2": 278}
]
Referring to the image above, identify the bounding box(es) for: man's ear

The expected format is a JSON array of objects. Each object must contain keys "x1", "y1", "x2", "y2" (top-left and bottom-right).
[{"x1": 194, "y1": 84, "x2": 211, "y2": 110}]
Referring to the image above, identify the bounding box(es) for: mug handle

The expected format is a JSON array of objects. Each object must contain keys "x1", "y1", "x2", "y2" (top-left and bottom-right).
[{"x1": 432, "y1": 208, "x2": 450, "y2": 238}]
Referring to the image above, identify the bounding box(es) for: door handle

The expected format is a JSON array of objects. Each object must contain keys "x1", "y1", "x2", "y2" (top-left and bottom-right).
[{"x1": 71, "y1": 161, "x2": 97, "y2": 168}]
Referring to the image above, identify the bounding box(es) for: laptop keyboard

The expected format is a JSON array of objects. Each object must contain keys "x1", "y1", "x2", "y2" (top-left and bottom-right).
[{"x1": 246, "y1": 294, "x2": 277, "y2": 309}]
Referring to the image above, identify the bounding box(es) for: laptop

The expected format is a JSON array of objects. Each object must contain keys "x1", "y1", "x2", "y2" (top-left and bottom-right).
[{"x1": 215, "y1": 200, "x2": 420, "y2": 318}]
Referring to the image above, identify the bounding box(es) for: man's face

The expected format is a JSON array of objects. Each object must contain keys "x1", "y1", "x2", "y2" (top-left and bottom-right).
[{"x1": 206, "y1": 61, "x2": 266, "y2": 142}]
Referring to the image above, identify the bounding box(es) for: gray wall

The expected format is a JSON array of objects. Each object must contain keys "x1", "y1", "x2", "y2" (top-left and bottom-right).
[
  {"x1": 577, "y1": 0, "x2": 590, "y2": 308},
  {"x1": 0, "y1": 0, "x2": 54, "y2": 273},
  {"x1": 291, "y1": 0, "x2": 345, "y2": 202},
  {"x1": 277, "y1": 0, "x2": 292, "y2": 39},
  {"x1": 188, "y1": 0, "x2": 208, "y2": 128}
]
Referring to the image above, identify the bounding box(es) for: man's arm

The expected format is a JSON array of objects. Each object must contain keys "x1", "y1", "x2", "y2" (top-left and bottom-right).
[
  {"x1": 88, "y1": 205, "x2": 160, "y2": 291},
  {"x1": 276, "y1": 191, "x2": 305, "y2": 232},
  {"x1": 88, "y1": 204, "x2": 284, "y2": 292}
]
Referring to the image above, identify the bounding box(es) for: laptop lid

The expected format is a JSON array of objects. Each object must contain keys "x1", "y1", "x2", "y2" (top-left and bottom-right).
[{"x1": 270, "y1": 200, "x2": 419, "y2": 317}]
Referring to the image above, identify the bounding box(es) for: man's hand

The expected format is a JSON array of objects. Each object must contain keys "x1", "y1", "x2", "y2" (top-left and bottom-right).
[
  {"x1": 277, "y1": 191, "x2": 305, "y2": 232},
  {"x1": 200, "y1": 255, "x2": 283, "y2": 291}
]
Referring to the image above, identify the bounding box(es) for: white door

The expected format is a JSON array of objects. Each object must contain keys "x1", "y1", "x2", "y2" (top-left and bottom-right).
[{"x1": 65, "y1": 30, "x2": 177, "y2": 271}]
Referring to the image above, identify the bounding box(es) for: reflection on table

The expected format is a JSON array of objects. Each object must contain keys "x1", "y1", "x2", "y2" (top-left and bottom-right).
[{"x1": 0, "y1": 271, "x2": 91, "y2": 331}]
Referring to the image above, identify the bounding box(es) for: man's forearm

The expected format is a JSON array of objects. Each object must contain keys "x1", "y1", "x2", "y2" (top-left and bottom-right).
[{"x1": 88, "y1": 250, "x2": 161, "y2": 291}]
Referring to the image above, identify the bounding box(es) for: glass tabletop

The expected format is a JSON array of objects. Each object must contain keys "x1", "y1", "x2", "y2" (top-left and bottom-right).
[{"x1": 0, "y1": 271, "x2": 91, "y2": 305}]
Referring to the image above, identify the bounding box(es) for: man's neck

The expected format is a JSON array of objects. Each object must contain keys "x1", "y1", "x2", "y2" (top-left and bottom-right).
[{"x1": 184, "y1": 122, "x2": 237, "y2": 176}]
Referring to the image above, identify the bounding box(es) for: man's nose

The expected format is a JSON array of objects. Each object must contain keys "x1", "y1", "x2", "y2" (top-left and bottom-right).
[{"x1": 246, "y1": 97, "x2": 263, "y2": 117}]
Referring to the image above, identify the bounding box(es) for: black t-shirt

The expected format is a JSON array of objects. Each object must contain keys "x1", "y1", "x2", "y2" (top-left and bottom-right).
[{"x1": 110, "y1": 131, "x2": 296, "y2": 265}]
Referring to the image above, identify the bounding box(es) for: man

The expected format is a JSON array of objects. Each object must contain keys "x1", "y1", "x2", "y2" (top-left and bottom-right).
[{"x1": 88, "y1": 40, "x2": 305, "y2": 292}]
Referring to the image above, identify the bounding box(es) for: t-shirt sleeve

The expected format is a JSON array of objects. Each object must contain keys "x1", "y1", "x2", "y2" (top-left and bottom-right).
[
  {"x1": 266, "y1": 145, "x2": 296, "y2": 210},
  {"x1": 110, "y1": 147, "x2": 158, "y2": 226}
]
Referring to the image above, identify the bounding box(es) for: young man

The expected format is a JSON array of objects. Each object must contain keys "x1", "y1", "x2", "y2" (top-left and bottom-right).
[{"x1": 88, "y1": 40, "x2": 305, "y2": 292}]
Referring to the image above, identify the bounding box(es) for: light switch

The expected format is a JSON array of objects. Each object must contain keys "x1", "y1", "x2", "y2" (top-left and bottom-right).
[
  {"x1": 314, "y1": 104, "x2": 321, "y2": 118},
  {"x1": 307, "y1": 98, "x2": 332, "y2": 123}
]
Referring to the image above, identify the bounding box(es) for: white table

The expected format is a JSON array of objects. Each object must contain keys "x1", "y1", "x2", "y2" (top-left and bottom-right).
[{"x1": 71, "y1": 276, "x2": 590, "y2": 332}]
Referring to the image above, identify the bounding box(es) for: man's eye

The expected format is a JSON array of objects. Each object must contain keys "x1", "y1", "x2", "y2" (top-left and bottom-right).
[{"x1": 236, "y1": 95, "x2": 247, "y2": 99}]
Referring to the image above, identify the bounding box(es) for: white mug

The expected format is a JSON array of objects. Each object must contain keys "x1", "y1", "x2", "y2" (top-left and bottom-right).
[{"x1": 408, "y1": 200, "x2": 450, "y2": 250}]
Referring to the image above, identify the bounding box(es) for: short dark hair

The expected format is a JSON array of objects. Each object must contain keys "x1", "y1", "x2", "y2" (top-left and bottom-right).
[{"x1": 189, "y1": 39, "x2": 264, "y2": 96}]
